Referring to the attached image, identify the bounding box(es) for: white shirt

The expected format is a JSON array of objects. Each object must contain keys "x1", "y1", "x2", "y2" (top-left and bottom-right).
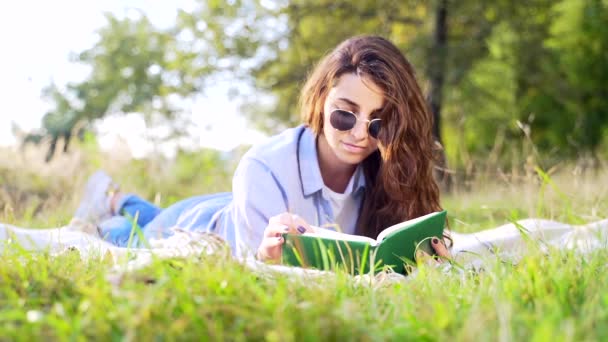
[{"x1": 322, "y1": 169, "x2": 361, "y2": 235}]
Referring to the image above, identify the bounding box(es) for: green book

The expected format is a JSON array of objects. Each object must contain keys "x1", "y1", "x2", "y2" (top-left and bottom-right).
[{"x1": 281, "y1": 210, "x2": 447, "y2": 274}]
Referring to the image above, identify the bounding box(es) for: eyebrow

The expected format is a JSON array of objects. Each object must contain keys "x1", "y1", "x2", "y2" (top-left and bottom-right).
[
  {"x1": 336, "y1": 97, "x2": 383, "y2": 114},
  {"x1": 336, "y1": 97, "x2": 360, "y2": 111}
]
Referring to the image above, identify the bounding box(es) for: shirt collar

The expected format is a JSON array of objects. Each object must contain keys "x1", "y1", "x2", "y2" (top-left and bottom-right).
[{"x1": 298, "y1": 125, "x2": 366, "y2": 197}]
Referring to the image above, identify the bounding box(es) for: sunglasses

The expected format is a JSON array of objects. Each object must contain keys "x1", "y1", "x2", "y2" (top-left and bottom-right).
[{"x1": 329, "y1": 109, "x2": 382, "y2": 139}]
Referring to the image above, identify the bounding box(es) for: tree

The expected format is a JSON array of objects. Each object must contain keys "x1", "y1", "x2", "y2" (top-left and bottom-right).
[
  {"x1": 428, "y1": 0, "x2": 448, "y2": 144},
  {"x1": 35, "y1": 0, "x2": 608, "y2": 166},
  {"x1": 35, "y1": 1, "x2": 499, "y2": 163},
  {"x1": 178, "y1": 0, "x2": 430, "y2": 132},
  {"x1": 547, "y1": 0, "x2": 608, "y2": 156},
  {"x1": 28, "y1": 12, "x2": 210, "y2": 160}
]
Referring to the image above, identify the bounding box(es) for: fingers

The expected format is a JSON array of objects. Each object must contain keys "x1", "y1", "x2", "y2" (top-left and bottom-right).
[
  {"x1": 264, "y1": 223, "x2": 290, "y2": 238},
  {"x1": 259, "y1": 213, "x2": 312, "y2": 263},
  {"x1": 269, "y1": 213, "x2": 312, "y2": 234},
  {"x1": 416, "y1": 237, "x2": 451, "y2": 266},
  {"x1": 431, "y1": 237, "x2": 451, "y2": 259},
  {"x1": 289, "y1": 214, "x2": 313, "y2": 233},
  {"x1": 264, "y1": 235, "x2": 284, "y2": 248},
  {"x1": 257, "y1": 235, "x2": 285, "y2": 262},
  {"x1": 269, "y1": 213, "x2": 292, "y2": 226}
]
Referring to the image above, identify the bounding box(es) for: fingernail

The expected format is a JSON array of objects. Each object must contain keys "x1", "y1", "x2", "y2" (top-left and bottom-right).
[
  {"x1": 297, "y1": 225, "x2": 306, "y2": 234},
  {"x1": 432, "y1": 237, "x2": 439, "y2": 245}
]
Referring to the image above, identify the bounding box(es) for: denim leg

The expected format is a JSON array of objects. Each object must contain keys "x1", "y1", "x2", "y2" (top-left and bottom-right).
[
  {"x1": 96, "y1": 194, "x2": 161, "y2": 247},
  {"x1": 115, "y1": 194, "x2": 162, "y2": 228},
  {"x1": 141, "y1": 195, "x2": 220, "y2": 241},
  {"x1": 99, "y1": 193, "x2": 231, "y2": 247},
  {"x1": 98, "y1": 216, "x2": 140, "y2": 247}
]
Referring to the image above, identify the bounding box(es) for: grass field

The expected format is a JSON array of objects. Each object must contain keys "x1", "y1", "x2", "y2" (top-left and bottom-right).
[{"x1": 1, "y1": 144, "x2": 607, "y2": 340}]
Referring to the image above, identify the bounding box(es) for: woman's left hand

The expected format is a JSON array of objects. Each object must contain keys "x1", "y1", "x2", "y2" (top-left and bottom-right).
[{"x1": 416, "y1": 237, "x2": 451, "y2": 265}]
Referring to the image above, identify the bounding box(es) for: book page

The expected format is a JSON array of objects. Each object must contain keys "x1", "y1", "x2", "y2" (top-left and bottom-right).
[
  {"x1": 305, "y1": 226, "x2": 377, "y2": 245},
  {"x1": 376, "y1": 211, "x2": 443, "y2": 242}
]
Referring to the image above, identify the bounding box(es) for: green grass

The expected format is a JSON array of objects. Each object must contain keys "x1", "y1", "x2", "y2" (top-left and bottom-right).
[
  {"x1": 1, "y1": 145, "x2": 607, "y2": 340},
  {"x1": 3, "y1": 242, "x2": 608, "y2": 340}
]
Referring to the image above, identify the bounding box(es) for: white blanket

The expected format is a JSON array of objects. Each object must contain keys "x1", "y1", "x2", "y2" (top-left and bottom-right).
[{"x1": 2, "y1": 217, "x2": 608, "y2": 280}]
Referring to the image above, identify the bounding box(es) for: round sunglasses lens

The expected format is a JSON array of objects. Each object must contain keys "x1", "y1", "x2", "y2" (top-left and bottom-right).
[
  {"x1": 368, "y1": 120, "x2": 381, "y2": 139},
  {"x1": 330, "y1": 110, "x2": 356, "y2": 131}
]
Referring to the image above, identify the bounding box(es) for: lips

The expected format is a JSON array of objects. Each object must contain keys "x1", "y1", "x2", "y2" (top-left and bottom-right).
[{"x1": 341, "y1": 141, "x2": 366, "y2": 153}]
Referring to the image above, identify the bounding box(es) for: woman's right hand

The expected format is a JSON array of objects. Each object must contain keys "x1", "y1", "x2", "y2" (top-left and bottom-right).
[{"x1": 256, "y1": 213, "x2": 313, "y2": 262}]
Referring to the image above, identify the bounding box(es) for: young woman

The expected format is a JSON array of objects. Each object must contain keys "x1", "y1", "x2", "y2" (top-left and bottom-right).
[{"x1": 75, "y1": 35, "x2": 450, "y2": 262}]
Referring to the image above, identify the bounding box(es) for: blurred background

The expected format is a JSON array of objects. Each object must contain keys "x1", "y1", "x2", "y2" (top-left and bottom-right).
[{"x1": 0, "y1": 0, "x2": 606, "y2": 227}]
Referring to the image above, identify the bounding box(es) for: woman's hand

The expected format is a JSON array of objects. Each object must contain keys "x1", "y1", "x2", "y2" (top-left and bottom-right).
[
  {"x1": 256, "y1": 213, "x2": 314, "y2": 262},
  {"x1": 415, "y1": 237, "x2": 451, "y2": 265}
]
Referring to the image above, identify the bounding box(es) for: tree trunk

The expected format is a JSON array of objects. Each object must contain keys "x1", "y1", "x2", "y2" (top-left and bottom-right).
[
  {"x1": 45, "y1": 136, "x2": 58, "y2": 163},
  {"x1": 427, "y1": 0, "x2": 451, "y2": 191}
]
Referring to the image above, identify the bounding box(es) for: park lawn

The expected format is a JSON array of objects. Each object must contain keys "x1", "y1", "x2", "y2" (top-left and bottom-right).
[{"x1": 1, "y1": 150, "x2": 607, "y2": 340}]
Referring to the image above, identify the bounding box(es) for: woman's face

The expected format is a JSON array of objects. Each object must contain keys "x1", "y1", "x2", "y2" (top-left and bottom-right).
[{"x1": 320, "y1": 73, "x2": 384, "y2": 167}]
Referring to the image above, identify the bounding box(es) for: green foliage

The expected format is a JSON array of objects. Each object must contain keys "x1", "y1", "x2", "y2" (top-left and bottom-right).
[
  {"x1": 170, "y1": 0, "x2": 608, "y2": 163},
  {"x1": 35, "y1": 0, "x2": 608, "y2": 165},
  {"x1": 180, "y1": 0, "x2": 436, "y2": 132},
  {"x1": 73, "y1": 13, "x2": 207, "y2": 122},
  {"x1": 442, "y1": 0, "x2": 608, "y2": 167},
  {"x1": 29, "y1": 12, "x2": 216, "y2": 161},
  {"x1": 547, "y1": 0, "x2": 608, "y2": 153}
]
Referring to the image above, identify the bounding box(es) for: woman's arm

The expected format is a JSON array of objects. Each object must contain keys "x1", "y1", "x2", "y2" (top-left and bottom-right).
[{"x1": 231, "y1": 156, "x2": 315, "y2": 260}]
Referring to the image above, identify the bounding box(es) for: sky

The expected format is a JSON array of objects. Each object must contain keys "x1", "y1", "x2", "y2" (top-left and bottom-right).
[{"x1": 0, "y1": 0, "x2": 266, "y2": 157}]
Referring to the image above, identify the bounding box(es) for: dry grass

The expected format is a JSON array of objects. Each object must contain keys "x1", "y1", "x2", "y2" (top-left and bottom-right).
[{"x1": 0, "y1": 142, "x2": 235, "y2": 226}]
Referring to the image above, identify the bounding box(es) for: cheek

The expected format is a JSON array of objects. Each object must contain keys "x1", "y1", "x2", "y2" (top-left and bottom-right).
[
  {"x1": 367, "y1": 140, "x2": 379, "y2": 155},
  {"x1": 322, "y1": 122, "x2": 339, "y2": 146},
  {"x1": 322, "y1": 112, "x2": 330, "y2": 132},
  {"x1": 323, "y1": 112, "x2": 336, "y2": 138}
]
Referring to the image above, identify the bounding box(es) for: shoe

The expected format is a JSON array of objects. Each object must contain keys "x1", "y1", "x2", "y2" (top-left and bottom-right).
[{"x1": 74, "y1": 171, "x2": 119, "y2": 224}]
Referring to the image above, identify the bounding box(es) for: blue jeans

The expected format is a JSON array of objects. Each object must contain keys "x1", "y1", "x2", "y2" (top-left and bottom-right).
[{"x1": 98, "y1": 193, "x2": 231, "y2": 247}]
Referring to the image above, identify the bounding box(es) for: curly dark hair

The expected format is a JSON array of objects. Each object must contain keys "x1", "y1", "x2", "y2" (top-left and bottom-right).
[{"x1": 299, "y1": 35, "x2": 443, "y2": 238}]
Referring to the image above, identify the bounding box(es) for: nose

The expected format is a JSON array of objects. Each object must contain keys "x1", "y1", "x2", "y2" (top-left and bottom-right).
[{"x1": 350, "y1": 119, "x2": 368, "y2": 140}]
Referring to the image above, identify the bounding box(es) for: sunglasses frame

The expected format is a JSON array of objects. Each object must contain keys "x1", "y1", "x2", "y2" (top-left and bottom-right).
[{"x1": 329, "y1": 109, "x2": 382, "y2": 139}]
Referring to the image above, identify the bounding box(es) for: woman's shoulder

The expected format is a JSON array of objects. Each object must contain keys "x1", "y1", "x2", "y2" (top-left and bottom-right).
[{"x1": 241, "y1": 125, "x2": 308, "y2": 163}]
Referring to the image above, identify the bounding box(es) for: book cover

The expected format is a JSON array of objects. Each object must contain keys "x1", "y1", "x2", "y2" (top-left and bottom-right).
[{"x1": 281, "y1": 210, "x2": 447, "y2": 274}]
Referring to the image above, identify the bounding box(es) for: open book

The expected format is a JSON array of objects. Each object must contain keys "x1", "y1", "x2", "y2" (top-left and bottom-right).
[{"x1": 281, "y1": 210, "x2": 447, "y2": 274}]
